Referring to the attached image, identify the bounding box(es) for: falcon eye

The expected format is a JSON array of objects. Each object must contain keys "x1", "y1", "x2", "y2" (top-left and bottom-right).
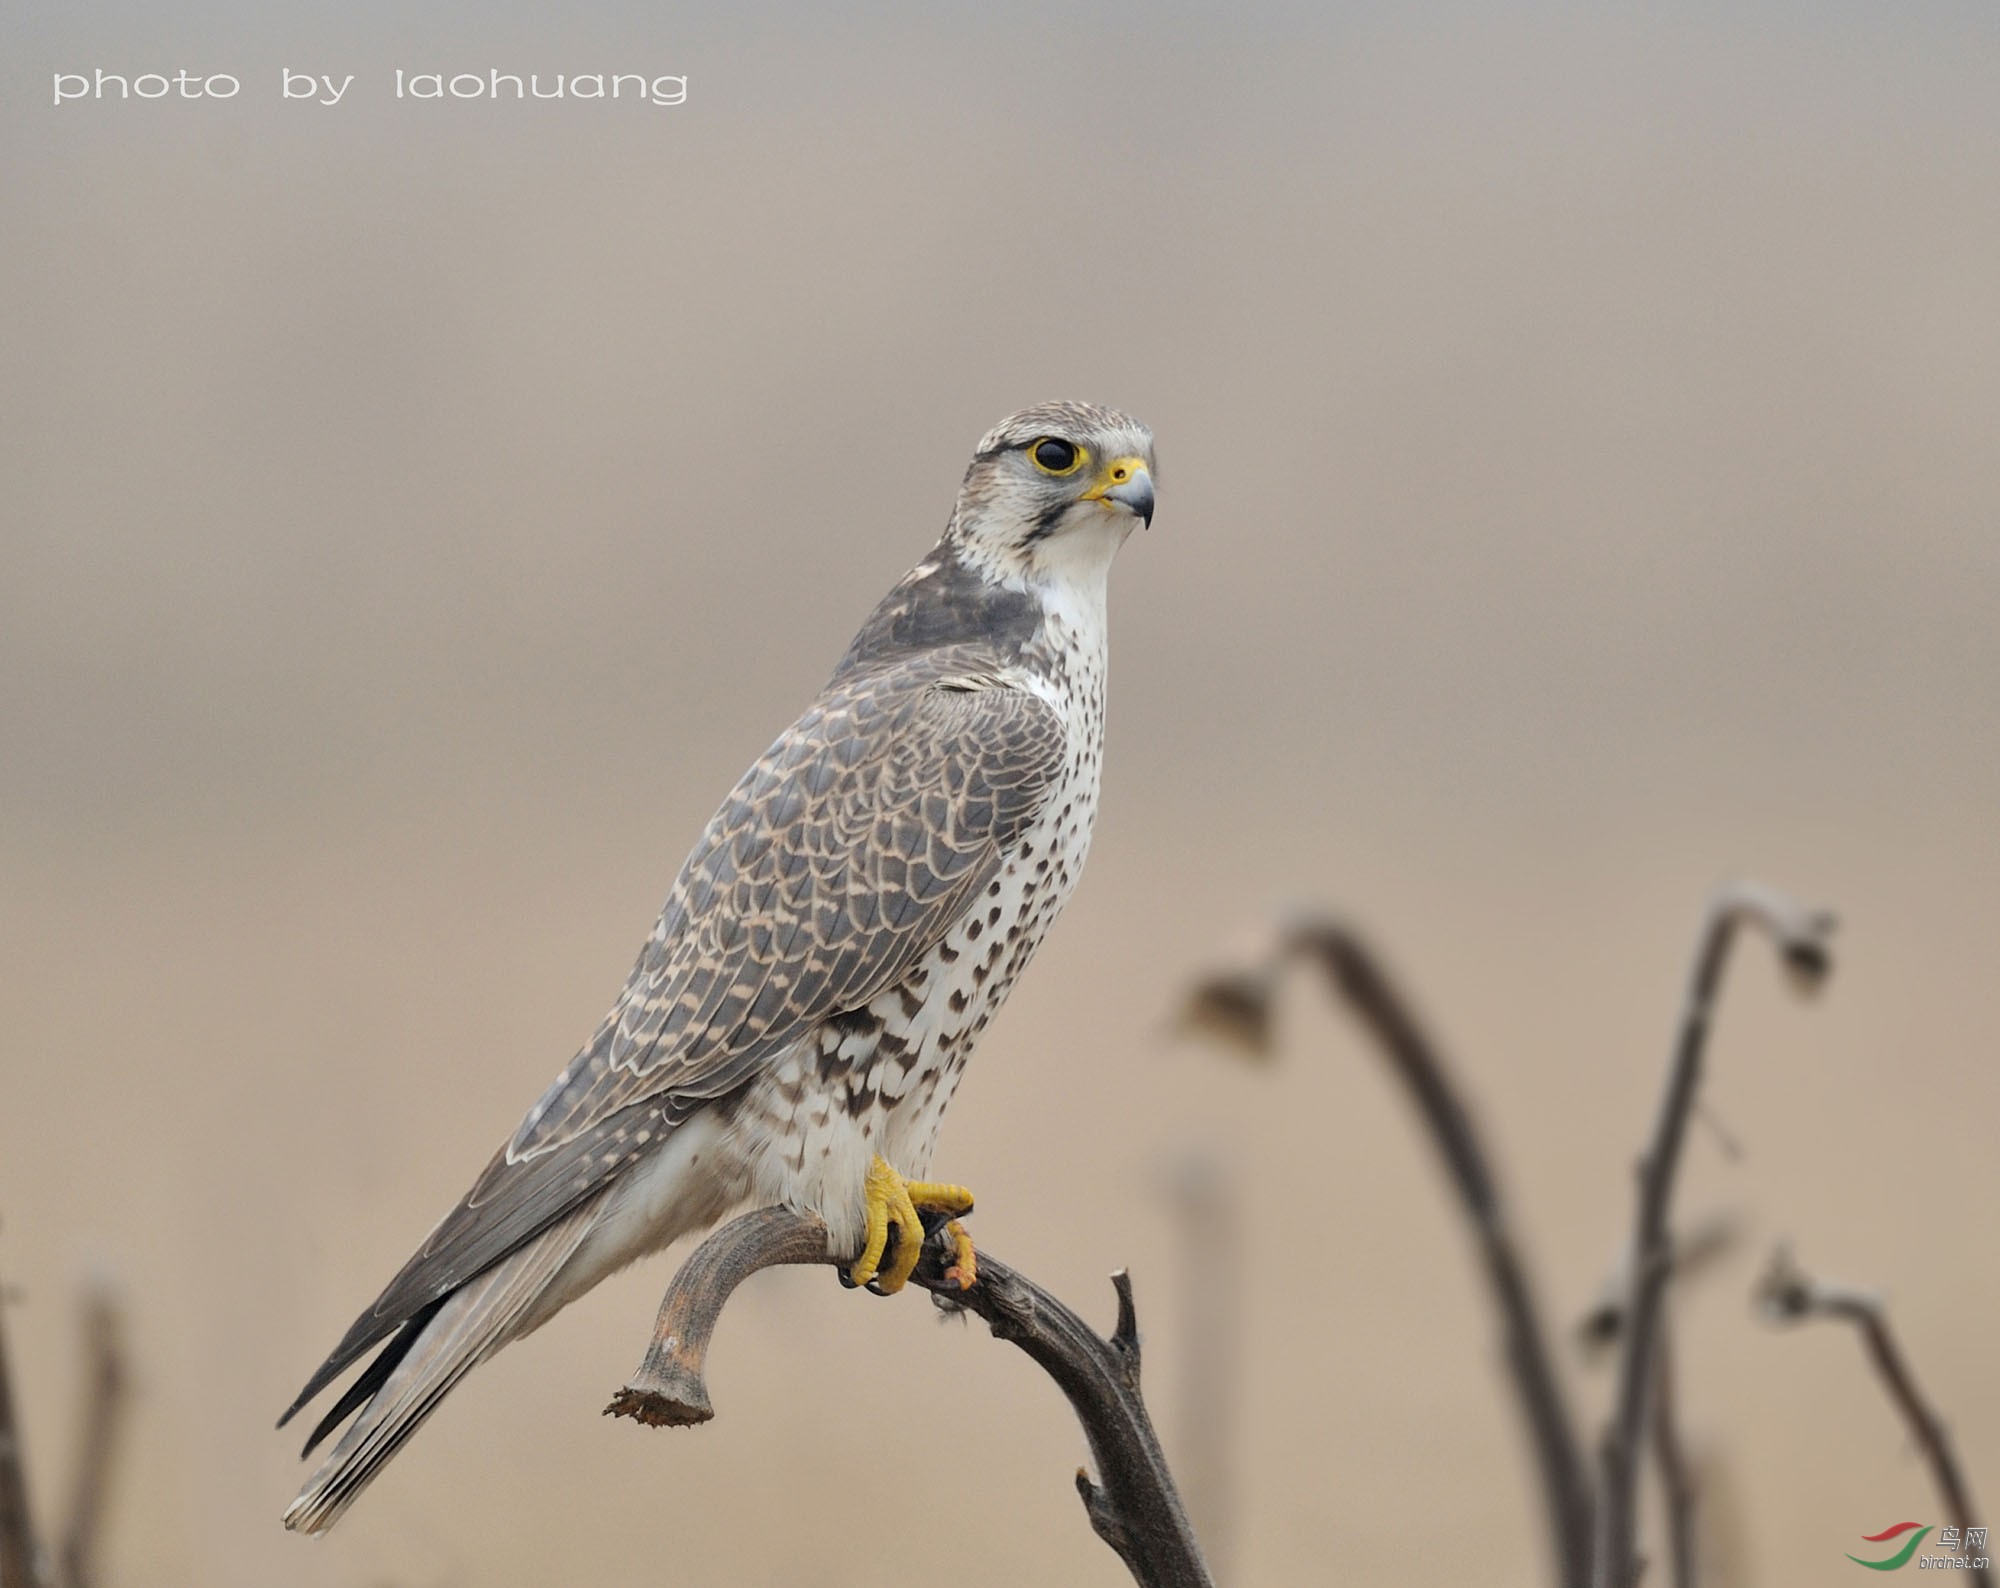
[{"x1": 1029, "y1": 437, "x2": 1085, "y2": 476}]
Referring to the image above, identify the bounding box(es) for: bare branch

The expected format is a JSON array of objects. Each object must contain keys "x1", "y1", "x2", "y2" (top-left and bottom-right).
[
  {"x1": 606, "y1": 1207, "x2": 1215, "y2": 1588},
  {"x1": 1756, "y1": 1246, "x2": 1989, "y2": 1588},
  {"x1": 0, "y1": 1246, "x2": 45, "y2": 1588},
  {"x1": 1199, "y1": 917, "x2": 1593, "y2": 1588},
  {"x1": 54, "y1": 1284, "x2": 124, "y2": 1588},
  {"x1": 1651, "y1": 1324, "x2": 1698, "y2": 1588},
  {"x1": 1595, "y1": 882, "x2": 1834, "y2": 1588},
  {"x1": 1578, "y1": 1222, "x2": 1740, "y2": 1588},
  {"x1": 1575, "y1": 1213, "x2": 1742, "y2": 1359},
  {"x1": 605, "y1": 1207, "x2": 831, "y2": 1426}
]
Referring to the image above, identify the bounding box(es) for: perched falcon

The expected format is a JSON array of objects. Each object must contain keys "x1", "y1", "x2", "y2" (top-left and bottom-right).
[{"x1": 280, "y1": 401, "x2": 1157, "y2": 1532}]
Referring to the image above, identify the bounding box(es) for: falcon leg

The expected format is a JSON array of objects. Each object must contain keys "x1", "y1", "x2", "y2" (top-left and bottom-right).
[{"x1": 847, "y1": 1155, "x2": 975, "y2": 1295}]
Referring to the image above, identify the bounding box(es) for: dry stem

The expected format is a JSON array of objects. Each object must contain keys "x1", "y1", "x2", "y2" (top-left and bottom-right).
[
  {"x1": 1594, "y1": 881, "x2": 1833, "y2": 1588},
  {"x1": 1651, "y1": 1323, "x2": 1698, "y2": 1588},
  {"x1": 606, "y1": 1207, "x2": 1215, "y2": 1588},
  {"x1": 53, "y1": 1285, "x2": 123, "y2": 1588},
  {"x1": 0, "y1": 1263, "x2": 40, "y2": 1588},
  {"x1": 1219, "y1": 918, "x2": 1596, "y2": 1588},
  {"x1": 1756, "y1": 1246, "x2": 1989, "y2": 1588}
]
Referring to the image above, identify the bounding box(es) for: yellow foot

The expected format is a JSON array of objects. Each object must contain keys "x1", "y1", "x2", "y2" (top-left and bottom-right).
[{"x1": 847, "y1": 1156, "x2": 975, "y2": 1295}]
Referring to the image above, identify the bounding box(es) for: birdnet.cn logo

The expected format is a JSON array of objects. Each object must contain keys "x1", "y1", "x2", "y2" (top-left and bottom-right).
[{"x1": 1845, "y1": 1521, "x2": 1989, "y2": 1571}]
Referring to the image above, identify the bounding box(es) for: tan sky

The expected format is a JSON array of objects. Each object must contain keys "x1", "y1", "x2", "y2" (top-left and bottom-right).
[{"x1": 3, "y1": 6, "x2": 1997, "y2": 1585}]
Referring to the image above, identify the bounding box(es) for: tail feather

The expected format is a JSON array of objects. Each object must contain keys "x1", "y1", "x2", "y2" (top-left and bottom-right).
[
  {"x1": 283, "y1": 1198, "x2": 602, "y2": 1534},
  {"x1": 300, "y1": 1296, "x2": 448, "y2": 1459}
]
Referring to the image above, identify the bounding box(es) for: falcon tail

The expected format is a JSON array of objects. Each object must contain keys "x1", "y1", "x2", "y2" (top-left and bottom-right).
[{"x1": 283, "y1": 1198, "x2": 602, "y2": 1535}]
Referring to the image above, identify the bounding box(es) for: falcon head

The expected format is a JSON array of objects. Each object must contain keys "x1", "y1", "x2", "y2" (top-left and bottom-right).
[{"x1": 948, "y1": 401, "x2": 1156, "y2": 585}]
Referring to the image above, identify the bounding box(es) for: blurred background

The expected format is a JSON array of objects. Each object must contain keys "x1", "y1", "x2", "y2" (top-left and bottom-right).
[{"x1": 4, "y1": 2, "x2": 1997, "y2": 1583}]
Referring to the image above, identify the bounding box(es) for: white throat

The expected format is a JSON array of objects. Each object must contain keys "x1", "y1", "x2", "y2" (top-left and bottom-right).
[{"x1": 1025, "y1": 512, "x2": 1132, "y2": 601}]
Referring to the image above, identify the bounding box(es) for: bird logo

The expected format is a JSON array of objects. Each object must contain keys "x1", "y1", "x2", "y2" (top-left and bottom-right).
[{"x1": 1847, "y1": 1522, "x2": 1931, "y2": 1571}]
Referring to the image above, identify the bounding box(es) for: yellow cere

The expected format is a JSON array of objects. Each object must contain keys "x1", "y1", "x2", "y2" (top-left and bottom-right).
[{"x1": 1082, "y1": 456, "x2": 1150, "y2": 500}]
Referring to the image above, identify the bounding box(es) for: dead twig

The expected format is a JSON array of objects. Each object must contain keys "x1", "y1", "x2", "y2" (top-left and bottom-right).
[
  {"x1": 604, "y1": 1206, "x2": 829, "y2": 1426},
  {"x1": 0, "y1": 1256, "x2": 43, "y2": 1588},
  {"x1": 607, "y1": 1207, "x2": 1216, "y2": 1588},
  {"x1": 1755, "y1": 1246, "x2": 1989, "y2": 1588},
  {"x1": 1650, "y1": 1324, "x2": 1698, "y2": 1588},
  {"x1": 1575, "y1": 1214, "x2": 1741, "y2": 1359},
  {"x1": 1182, "y1": 918, "x2": 1594, "y2": 1588},
  {"x1": 1594, "y1": 881, "x2": 1833, "y2": 1588},
  {"x1": 1576, "y1": 1217, "x2": 1741, "y2": 1588},
  {"x1": 55, "y1": 1285, "x2": 125, "y2": 1588}
]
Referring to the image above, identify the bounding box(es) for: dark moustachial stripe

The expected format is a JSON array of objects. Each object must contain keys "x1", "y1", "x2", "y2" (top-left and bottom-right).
[{"x1": 1021, "y1": 497, "x2": 1071, "y2": 546}]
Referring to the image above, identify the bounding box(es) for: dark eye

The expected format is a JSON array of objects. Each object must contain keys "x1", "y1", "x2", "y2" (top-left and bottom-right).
[{"x1": 1030, "y1": 437, "x2": 1082, "y2": 475}]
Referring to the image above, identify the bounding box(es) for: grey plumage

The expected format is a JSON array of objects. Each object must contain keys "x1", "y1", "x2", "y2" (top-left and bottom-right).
[
  {"x1": 282, "y1": 650, "x2": 1065, "y2": 1420},
  {"x1": 280, "y1": 401, "x2": 1155, "y2": 1533}
]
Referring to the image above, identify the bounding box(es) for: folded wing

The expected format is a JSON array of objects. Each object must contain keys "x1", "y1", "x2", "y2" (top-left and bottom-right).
[{"x1": 282, "y1": 647, "x2": 1065, "y2": 1422}]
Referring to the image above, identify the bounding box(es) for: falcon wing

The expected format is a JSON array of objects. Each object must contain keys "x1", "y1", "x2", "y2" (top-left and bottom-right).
[{"x1": 284, "y1": 648, "x2": 1065, "y2": 1421}]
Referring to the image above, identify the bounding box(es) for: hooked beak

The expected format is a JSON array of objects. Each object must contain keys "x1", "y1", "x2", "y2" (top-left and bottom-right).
[{"x1": 1082, "y1": 456, "x2": 1155, "y2": 529}]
